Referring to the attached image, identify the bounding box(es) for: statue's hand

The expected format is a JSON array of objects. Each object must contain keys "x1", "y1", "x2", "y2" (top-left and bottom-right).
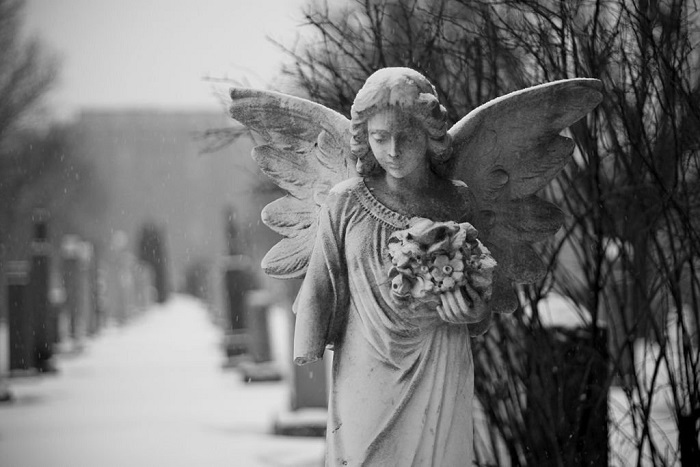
[{"x1": 437, "y1": 283, "x2": 489, "y2": 325}]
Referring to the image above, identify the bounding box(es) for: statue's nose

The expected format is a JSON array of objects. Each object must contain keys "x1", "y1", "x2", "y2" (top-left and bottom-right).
[{"x1": 388, "y1": 137, "x2": 399, "y2": 158}]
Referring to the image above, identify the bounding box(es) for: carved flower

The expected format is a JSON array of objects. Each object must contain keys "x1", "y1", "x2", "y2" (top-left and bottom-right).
[
  {"x1": 440, "y1": 276, "x2": 456, "y2": 292},
  {"x1": 429, "y1": 254, "x2": 466, "y2": 292},
  {"x1": 387, "y1": 240, "x2": 402, "y2": 257},
  {"x1": 392, "y1": 251, "x2": 412, "y2": 268},
  {"x1": 460, "y1": 222, "x2": 479, "y2": 243},
  {"x1": 404, "y1": 218, "x2": 460, "y2": 246},
  {"x1": 389, "y1": 268, "x2": 412, "y2": 299},
  {"x1": 430, "y1": 255, "x2": 447, "y2": 281},
  {"x1": 387, "y1": 219, "x2": 496, "y2": 305},
  {"x1": 401, "y1": 241, "x2": 423, "y2": 258},
  {"x1": 463, "y1": 244, "x2": 497, "y2": 301},
  {"x1": 410, "y1": 275, "x2": 433, "y2": 298}
]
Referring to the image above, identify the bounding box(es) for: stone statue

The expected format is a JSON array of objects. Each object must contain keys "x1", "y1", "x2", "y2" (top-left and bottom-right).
[{"x1": 229, "y1": 68, "x2": 602, "y2": 466}]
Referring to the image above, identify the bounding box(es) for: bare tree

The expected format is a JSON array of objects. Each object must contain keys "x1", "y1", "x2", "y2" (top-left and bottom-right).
[
  {"x1": 0, "y1": 0, "x2": 59, "y2": 236},
  {"x1": 0, "y1": 1, "x2": 101, "y2": 338},
  {"x1": 480, "y1": 1, "x2": 700, "y2": 465},
  {"x1": 0, "y1": 0, "x2": 57, "y2": 143},
  {"x1": 0, "y1": 0, "x2": 57, "y2": 312},
  {"x1": 276, "y1": 0, "x2": 524, "y2": 119},
  {"x1": 281, "y1": 0, "x2": 700, "y2": 465}
]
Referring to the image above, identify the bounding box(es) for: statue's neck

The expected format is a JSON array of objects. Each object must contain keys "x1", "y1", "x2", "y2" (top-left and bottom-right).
[
  {"x1": 366, "y1": 167, "x2": 452, "y2": 219},
  {"x1": 383, "y1": 163, "x2": 437, "y2": 193}
]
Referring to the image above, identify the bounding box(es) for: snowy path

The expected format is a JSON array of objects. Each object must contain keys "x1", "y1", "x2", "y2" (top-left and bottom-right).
[{"x1": 0, "y1": 295, "x2": 324, "y2": 467}]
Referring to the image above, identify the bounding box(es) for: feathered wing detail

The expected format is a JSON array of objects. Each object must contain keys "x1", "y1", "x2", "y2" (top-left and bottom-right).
[
  {"x1": 229, "y1": 88, "x2": 353, "y2": 278},
  {"x1": 449, "y1": 78, "x2": 604, "y2": 313}
]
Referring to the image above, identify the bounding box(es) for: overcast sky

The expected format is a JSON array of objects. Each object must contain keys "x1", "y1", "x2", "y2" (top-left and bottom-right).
[{"x1": 23, "y1": 0, "x2": 311, "y2": 118}]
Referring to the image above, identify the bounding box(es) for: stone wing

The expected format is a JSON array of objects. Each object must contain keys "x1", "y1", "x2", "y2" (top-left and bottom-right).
[
  {"x1": 229, "y1": 88, "x2": 353, "y2": 278},
  {"x1": 448, "y1": 78, "x2": 603, "y2": 313}
]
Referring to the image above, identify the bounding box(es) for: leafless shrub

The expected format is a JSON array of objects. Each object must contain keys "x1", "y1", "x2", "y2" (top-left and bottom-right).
[{"x1": 281, "y1": 0, "x2": 700, "y2": 464}]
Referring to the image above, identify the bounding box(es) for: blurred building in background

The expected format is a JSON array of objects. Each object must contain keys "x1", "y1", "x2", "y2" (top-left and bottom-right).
[
  {"x1": 6, "y1": 109, "x2": 284, "y2": 325},
  {"x1": 76, "y1": 109, "x2": 283, "y2": 316}
]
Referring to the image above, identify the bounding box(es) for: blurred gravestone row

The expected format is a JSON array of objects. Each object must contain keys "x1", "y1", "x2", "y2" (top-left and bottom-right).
[
  {"x1": 214, "y1": 209, "x2": 329, "y2": 437},
  {"x1": 1, "y1": 204, "x2": 334, "y2": 437},
  {"x1": 0, "y1": 210, "x2": 157, "y2": 399},
  {"x1": 216, "y1": 262, "x2": 329, "y2": 437}
]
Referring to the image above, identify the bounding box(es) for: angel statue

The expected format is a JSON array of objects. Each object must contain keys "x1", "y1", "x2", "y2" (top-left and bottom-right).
[{"x1": 229, "y1": 68, "x2": 602, "y2": 466}]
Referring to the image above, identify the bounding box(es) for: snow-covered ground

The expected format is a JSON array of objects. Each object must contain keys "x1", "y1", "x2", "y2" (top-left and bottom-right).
[
  {"x1": 1, "y1": 292, "x2": 689, "y2": 466},
  {"x1": 0, "y1": 295, "x2": 324, "y2": 467},
  {"x1": 488, "y1": 292, "x2": 686, "y2": 466},
  {"x1": 609, "y1": 386, "x2": 680, "y2": 467}
]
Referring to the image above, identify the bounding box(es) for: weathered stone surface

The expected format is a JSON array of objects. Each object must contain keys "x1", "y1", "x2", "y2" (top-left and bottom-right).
[{"x1": 229, "y1": 67, "x2": 602, "y2": 465}]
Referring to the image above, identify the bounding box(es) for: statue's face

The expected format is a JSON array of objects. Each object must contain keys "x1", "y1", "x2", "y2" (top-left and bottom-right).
[{"x1": 367, "y1": 108, "x2": 428, "y2": 180}]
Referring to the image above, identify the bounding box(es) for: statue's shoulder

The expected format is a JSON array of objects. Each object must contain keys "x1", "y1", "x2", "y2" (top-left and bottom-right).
[
  {"x1": 330, "y1": 177, "x2": 363, "y2": 195},
  {"x1": 319, "y1": 178, "x2": 364, "y2": 215},
  {"x1": 327, "y1": 177, "x2": 365, "y2": 204},
  {"x1": 311, "y1": 178, "x2": 367, "y2": 230}
]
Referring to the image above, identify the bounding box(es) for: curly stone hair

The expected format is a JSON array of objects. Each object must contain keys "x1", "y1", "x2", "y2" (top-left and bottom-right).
[{"x1": 350, "y1": 68, "x2": 453, "y2": 177}]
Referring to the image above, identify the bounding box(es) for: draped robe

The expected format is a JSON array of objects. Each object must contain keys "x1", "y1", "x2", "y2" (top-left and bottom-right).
[{"x1": 293, "y1": 177, "x2": 491, "y2": 466}]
